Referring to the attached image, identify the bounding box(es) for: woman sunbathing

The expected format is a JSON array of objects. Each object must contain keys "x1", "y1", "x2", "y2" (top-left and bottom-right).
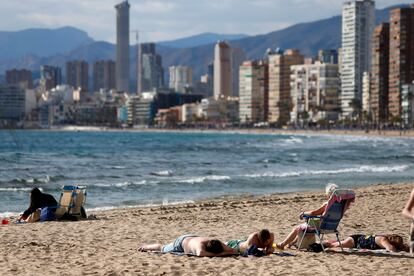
[
  {"x1": 324, "y1": 234, "x2": 409, "y2": 252},
  {"x1": 276, "y1": 183, "x2": 339, "y2": 249}
]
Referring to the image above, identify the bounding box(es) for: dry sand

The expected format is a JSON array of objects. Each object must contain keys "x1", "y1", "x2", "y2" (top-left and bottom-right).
[{"x1": 1, "y1": 183, "x2": 413, "y2": 275}]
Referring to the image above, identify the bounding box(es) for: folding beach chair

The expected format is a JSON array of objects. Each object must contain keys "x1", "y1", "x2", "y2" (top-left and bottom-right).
[
  {"x1": 298, "y1": 189, "x2": 355, "y2": 252},
  {"x1": 55, "y1": 185, "x2": 87, "y2": 220}
]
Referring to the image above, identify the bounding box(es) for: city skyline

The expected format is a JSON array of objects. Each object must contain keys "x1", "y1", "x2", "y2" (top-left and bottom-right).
[{"x1": 0, "y1": 0, "x2": 407, "y2": 43}]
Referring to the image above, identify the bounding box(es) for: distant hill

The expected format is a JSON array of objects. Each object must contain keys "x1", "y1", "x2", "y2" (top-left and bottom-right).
[
  {"x1": 158, "y1": 32, "x2": 249, "y2": 49},
  {"x1": 0, "y1": 27, "x2": 94, "y2": 60},
  {"x1": 0, "y1": 4, "x2": 409, "y2": 83}
]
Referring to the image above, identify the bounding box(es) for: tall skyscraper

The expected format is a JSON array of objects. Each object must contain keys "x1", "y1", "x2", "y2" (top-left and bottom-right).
[
  {"x1": 40, "y1": 65, "x2": 62, "y2": 91},
  {"x1": 138, "y1": 43, "x2": 164, "y2": 92},
  {"x1": 341, "y1": 0, "x2": 375, "y2": 118},
  {"x1": 115, "y1": 0, "x2": 130, "y2": 92},
  {"x1": 370, "y1": 23, "x2": 390, "y2": 123},
  {"x1": 0, "y1": 85, "x2": 25, "y2": 120},
  {"x1": 6, "y1": 69, "x2": 33, "y2": 89},
  {"x1": 231, "y1": 48, "x2": 246, "y2": 97},
  {"x1": 214, "y1": 41, "x2": 232, "y2": 99},
  {"x1": 239, "y1": 61, "x2": 267, "y2": 123},
  {"x1": 268, "y1": 49, "x2": 304, "y2": 124},
  {"x1": 66, "y1": 60, "x2": 89, "y2": 92},
  {"x1": 389, "y1": 5, "x2": 414, "y2": 119},
  {"x1": 93, "y1": 60, "x2": 116, "y2": 92},
  {"x1": 169, "y1": 66, "x2": 193, "y2": 93}
]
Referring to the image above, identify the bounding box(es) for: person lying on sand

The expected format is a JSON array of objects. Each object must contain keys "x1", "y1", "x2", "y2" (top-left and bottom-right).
[
  {"x1": 323, "y1": 234, "x2": 409, "y2": 252},
  {"x1": 402, "y1": 188, "x2": 414, "y2": 254},
  {"x1": 138, "y1": 235, "x2": 238, "y2": 257},
  {"x1": 276, "y1": 183, "x2": 339, "y2": 249},
  {"x1": 226, "y1": 229, "x2": 275, "y2": 254}
]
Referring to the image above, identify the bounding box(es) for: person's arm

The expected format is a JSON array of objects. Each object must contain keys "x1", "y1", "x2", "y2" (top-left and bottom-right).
[
  {"x1": 402, "y1": 189, "x2": 414, "y2": 220},
  {"x1": 377, "y1": 237, "x2": 396, "y2": 252},
  {"x1": 264, "y1": 234, "x2": 275, "y2": 254},
  {"x1": 302, "y1": 203, "x2": 327, "y2": 217}
]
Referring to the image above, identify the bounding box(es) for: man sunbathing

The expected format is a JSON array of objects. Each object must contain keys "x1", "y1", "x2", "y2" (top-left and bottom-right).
[
  {"x1": 138, "y1": 235, "x2": 238, "y2": 257},
  {"x1": 226, "y1": 229, "x2": 275, "y2": 254}
]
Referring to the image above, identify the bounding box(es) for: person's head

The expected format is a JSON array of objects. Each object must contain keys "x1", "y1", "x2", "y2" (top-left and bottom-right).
[
  {"x1": 325, "y1": 183, "x2": 339, "y2": 198},
  {"x1": 387, "y1": 235, "x2": 409, "y2": 252},
  {"x1": 30, "y1": 187, "x2": 42, "y2": 200},
  {"x1": 205, "y1": 239, "x2": 224, "y2": 254},
  {"x1": 258, "y1": 229, "x2": 272, "y2": 246}
]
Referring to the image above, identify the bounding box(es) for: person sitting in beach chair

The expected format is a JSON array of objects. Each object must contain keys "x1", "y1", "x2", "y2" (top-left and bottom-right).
[
  {"x1": 226, "y1": 229, "x2": 275, "y2": 255},
  {"x1": 324, "y1": 234, "x2": 409, "y2": 252},
  {"x1": 276, "y1": 184, "x2": 354, "y2": 250},
  {"x1": 402, "y1": 188, "x2": 414, "y2": 255},
  {"x1": 54, "y1": 185, "x2": 87, "y2": 220},
  {"x1": 138, "y1": 235, "x2": 238, "y2": 257},
  {"x1": 18, "y1": 187, "x2": 58, "y2": 223}
]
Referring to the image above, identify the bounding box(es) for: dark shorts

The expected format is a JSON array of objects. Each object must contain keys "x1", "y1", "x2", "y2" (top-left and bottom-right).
[
  {"x1": 162, "y1": 234, "x2": 198, "y2": 253},
  {"x1": 351, "y1": 235, "x2": 379, "y2": 250}
]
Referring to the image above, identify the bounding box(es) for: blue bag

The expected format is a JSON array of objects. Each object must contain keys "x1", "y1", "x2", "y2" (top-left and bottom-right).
[{"x1": 40, "y1": 207, "x2": 56, "y2": 222}]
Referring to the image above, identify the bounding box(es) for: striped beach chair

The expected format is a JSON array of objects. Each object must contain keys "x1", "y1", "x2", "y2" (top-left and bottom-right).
[
  {"x1": 298, "y1": 189, "x2": 356, "y2": 252},
  {"x1": 55, "y1": 185, "x2": 87, "y2": 220}
]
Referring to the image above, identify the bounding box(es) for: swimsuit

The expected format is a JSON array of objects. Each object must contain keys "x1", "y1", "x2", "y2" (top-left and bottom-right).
[
  {"x1": 226, "y1": 239, "x2": 246, "y2": 252},
  {"x1": 162, "y1": 234, "x2": 198, "y2": 253},
  {"x1": 350, "y1": 235, "x2": 381, "y2": 250}
]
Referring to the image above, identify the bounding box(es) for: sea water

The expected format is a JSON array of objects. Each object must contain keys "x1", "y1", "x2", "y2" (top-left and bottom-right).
[{"x1": 1, "y1": 130, "x2": 413, "y2": 215}]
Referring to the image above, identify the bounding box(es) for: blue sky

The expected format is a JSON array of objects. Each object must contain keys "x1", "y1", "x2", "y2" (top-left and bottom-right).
[{"x1": 0, "y1": 0, "x2": 407, "y2": 42}]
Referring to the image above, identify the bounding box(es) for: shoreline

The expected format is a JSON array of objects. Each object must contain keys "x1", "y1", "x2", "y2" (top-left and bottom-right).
[
  {"x1": 3, "y1": 126, "x2": 414, "y2": 138},
  {"x1": 1, "y1": 182, "x2": 413, "y2": 275}
]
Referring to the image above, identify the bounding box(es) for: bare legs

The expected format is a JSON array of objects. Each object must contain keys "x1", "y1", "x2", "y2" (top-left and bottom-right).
[
  {"x1": 277, "y1": 226, "x2": 300, "y2": 249},
  {"x1": 324, "y1": 237, "x2": 355, "y2": 249},
  {"x1": 138, "y1": 243, "x2": 163, "y2": 252}
]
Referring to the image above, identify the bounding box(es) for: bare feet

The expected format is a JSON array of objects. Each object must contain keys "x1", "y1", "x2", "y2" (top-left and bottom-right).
[{"x1": 137, "y1": 243, "x2": 163, "y2": 252}]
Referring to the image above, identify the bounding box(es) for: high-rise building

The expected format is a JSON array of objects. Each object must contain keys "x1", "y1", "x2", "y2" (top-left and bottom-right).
[
  {"x1": 169, "y1": 66, "x2": 193, "y2": 93},
  {"x1": 268, "y1": 49, "x2": 304, "y2": 124},
  {"x1": 389, "y1": 5, "x2": 414, "y2": 120},
  {"x1": 0, "y1": 85, "x2": 25, "y2": 120},
  {"x1": 341, "y1": 0, "x2": 375, "y2": 118},
  {"x1": 6, "y1": 69, "x2": 33, "y2": 89},
  {"x1": 290, "y1": 62, "x2": 340, "y2": 124},
  {"x1": 93, "y1": 60, "x2": 116, "y2": 92},
  {"x1": 115, "y1": 0, "x2": 130, "y2": 92},
  {"x1": 138, "y1": 43, "x2": 164, "y2": 93},
  {"x1": 214, "y1": 41, "x2": 232, "y2": 99},
  {"x1": 239, "y1": 61, "x2": 267, "y2": 123},
  {"x1": 318, "y1": 49, "x2": 338, "y2": 64},
  {"x1": 66, "y1": 60, "x2": 89, "y2": 92},
  {"x1": 231, "y1": 48, "x2": 246, "y2": 97},
  {"x1": 370, "y1": 23, "x2": 390, "y2": 123},
  {"x1": 40, "y1": 65, "x2": 62, "y2": 91}
]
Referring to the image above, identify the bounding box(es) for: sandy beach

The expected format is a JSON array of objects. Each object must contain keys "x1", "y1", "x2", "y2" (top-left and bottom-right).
[{"x1": 0, "y1": 183, "x2": 413, "y2": 275}]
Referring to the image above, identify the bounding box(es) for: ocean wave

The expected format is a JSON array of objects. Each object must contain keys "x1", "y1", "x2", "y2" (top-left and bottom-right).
[
  {"x1": 245, "y1": 165, "x2": 410, "y2": 179},
  {"x1": 0, "y1": 212, "x2": 19, "y2": 218},
  {"x1": 176, "y1": 175, "x2": 231, "y2": 184},
  {"x1": 94, "y1": 180, "x2": 150, "y2": 188},
  {"x1": 150, "y1": 170, "x2": 173, "y2": 177},
  {"x1": 0, "y1": 187, "x2": 37, "y2": 192},
  {"x1": 3, "y1": 175, "x2": 64, "y2": 185},
  {"x1": 86, "y1": 199, "x2": 196, "y2": 212}
]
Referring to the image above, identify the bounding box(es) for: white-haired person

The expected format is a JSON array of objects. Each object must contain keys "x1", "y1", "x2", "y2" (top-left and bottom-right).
[{"x1": 276, "y1": 183, "x2": 339, "y2": 250}]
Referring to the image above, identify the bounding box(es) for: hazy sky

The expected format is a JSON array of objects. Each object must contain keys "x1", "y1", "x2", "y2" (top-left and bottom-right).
[{"x1": 0, "y1": 0, "x2": 407, "y2": 42}]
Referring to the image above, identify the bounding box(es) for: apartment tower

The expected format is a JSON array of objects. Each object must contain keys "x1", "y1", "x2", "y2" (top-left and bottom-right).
[
  {"x1": 341, "y1": 0, "x2": 375, "y2": 117},
  {"x1": 389, "y1": 5, "x2": 414, "y2": 119},
  {"x1": 370, "y1": 23, "x2": 390, "y2": 123}
]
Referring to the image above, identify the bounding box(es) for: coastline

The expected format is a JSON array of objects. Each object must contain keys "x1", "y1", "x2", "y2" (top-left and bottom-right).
[
  {"x1": 5, "y1": 125, "x2": 414, "y2": 138},
  {"x1": 1, "y1": 182, "x2": 413, "y2": 275}
]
